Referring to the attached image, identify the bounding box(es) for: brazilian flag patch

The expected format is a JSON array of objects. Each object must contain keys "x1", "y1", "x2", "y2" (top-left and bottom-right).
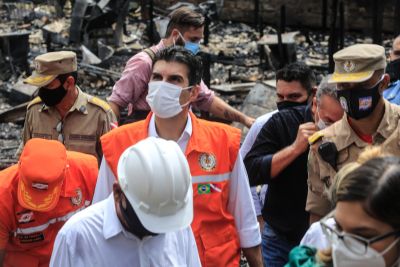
[{"x1": 197, "y1": 184, "x2": 211, "y2": 194}]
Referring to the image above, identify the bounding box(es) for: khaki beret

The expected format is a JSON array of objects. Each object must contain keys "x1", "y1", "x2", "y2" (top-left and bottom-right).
[
  {"x1": 24, "y1": 51, "x2": 77, "y2": 87},
  {"x1": 329, "y1": 44, "x2": 386, "y2": 83}
]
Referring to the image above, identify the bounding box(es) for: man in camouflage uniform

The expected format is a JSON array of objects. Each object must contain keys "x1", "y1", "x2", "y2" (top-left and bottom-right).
[
  {"x1": 22, "y1": 51, "x2": 117, "y2": 162},
  {"x1": 307, "y1": 44, "x2": 400, "y2": 223}
]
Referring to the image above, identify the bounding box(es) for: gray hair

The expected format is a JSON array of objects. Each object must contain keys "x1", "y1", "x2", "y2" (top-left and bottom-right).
[{"x1": 316, "y1": 75, "x2": 337, "y2": 105}]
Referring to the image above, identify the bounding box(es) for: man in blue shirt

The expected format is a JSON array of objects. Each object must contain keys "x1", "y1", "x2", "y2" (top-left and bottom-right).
[{"x1": 383, "y1": 35, "x2": 400, "y2": 104}]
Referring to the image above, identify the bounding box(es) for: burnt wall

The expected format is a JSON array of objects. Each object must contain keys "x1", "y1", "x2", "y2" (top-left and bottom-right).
[{"x1": 153, "y1": 0, "x2": 398, "y2": 34}]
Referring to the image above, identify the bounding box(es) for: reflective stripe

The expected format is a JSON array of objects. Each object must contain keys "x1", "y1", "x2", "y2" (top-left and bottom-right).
[
  {"x1": 14, "y1": 200, "x2": 91, "y2": 235},
  {"x1": 192, "y1": 172, "x2": 231, "y2": 184}
]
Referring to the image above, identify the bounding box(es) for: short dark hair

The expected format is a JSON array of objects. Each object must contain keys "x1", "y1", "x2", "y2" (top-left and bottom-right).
[
  {"x1": 153, "y1": 46, "x2": 203, "y2": 86},
  {"x1": 165, "y1": 6, "x2": 205, "y2": 37},
  {"x1": 276, "y1": 62, "x2": 317, "y2": 94},
  {"x1": 336, "y1": 156, "x2": 400, "y2": 229}
]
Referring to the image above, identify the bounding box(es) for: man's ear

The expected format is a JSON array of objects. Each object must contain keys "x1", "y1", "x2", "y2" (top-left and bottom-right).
[
  {"x1": 113, "y1": 182, "x2": 122, "y2": 203},
  {"x1": 379, "y1": 73, "x2": 390, "y2": 93},
  {"x1": 171, "y1": 29, "x2": 180, "y2": 41},
  {"x1": 64, "y1": 75, "x2": 75, "y2": 91},
  {"x1": 311, "y1": 86, "x2": 317, "y2": 97},
  {"x1": 312, "y1": 96, "x2": 317, "y2": 114}
]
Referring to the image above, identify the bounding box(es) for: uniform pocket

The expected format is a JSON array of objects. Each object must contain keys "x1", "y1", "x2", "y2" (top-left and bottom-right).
[{"x1": 199, "y1": 227, "x2": 240, "y2": 267}]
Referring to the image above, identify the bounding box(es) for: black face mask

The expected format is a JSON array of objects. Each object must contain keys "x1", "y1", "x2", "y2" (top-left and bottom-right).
[
  {"x1": 386, "y1": 58, "x2": 400, "y2": 83},
  {"x1": 276, "y1": 99, "x2": 308, "y2": 111},
  {"x1": 337, "y1": 80, "x2": 382, "y2": 120},
  {"x1": 119, "y1": 197, "x2": 156, "y2": 239},
  {"x1": 38, "y1": 77, "x2": 67, "y2": 106}
]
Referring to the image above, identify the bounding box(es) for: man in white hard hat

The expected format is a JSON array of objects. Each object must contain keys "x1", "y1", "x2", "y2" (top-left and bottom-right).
[{"x1": 50, "y1": 137, "x2": 200, "y2": 267}]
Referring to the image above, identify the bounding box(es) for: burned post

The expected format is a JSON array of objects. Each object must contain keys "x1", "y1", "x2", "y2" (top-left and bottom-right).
[
  {"x1": 277, "y1": 5, "x2": 286, "y2": 68},
  {"x1": 396, "y1": 0, "x2": 400, "y2": 35},
  {"x1": 371, "y1": 0, "x2": 384, "y2": 44},
  {"x1": 339, "y1": 1, "x2": 344, "y2": 49},
  {"x1": 322, "y1": 0, "x2": 328, "y2": 31},
  {"x1": 328, "y1": 0, "x2": 338, "y2": 72}
]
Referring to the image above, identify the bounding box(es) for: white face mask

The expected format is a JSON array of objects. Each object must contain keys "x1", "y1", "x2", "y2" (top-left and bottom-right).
[
  {"x1": 332, "y1": 235, "x2": 400, "y2": 267},
  {"x1": 316, "y1": 107, "x2": 332, "y2": 130},
  {"x1": 317, "y1": 119, "x2": 331, "y2": 130},
  {"x1": 146, "y1": 81, "x2": 192, "y2": 119}
]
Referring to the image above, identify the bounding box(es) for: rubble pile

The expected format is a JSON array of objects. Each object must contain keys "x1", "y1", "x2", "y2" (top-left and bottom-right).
[{"x1": 0, "y1": 1, "x2": 397, "y2": 169}]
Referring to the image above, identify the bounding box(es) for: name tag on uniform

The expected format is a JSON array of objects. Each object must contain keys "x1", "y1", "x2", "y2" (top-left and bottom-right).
[
  {"x1": 69, "y1": 134, "x2": 96, "y2": 141},
  {"x1": 32, "y1": 133, "x2": 52, "y2": 139},
  {"x1": 17, "y1": 233, "x2": 44, "y2": 244}
]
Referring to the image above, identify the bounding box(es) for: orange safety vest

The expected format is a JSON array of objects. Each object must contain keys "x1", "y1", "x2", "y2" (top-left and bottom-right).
[
  {"x1": 0, "y1": 151, "x2": 98, "y2": 267},
  {"x1": 101, "y1": 112, "x2": 241, "y2": 267}
]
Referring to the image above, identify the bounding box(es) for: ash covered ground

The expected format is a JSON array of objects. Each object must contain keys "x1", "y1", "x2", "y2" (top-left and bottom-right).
[{"x1": 0, "y1": 1, "x2": 394, "y2": 169}]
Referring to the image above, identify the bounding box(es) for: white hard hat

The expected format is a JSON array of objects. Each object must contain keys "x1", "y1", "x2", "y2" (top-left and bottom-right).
[{"x1": 117, "y1": 137, "x2": 193, "y2": 233}]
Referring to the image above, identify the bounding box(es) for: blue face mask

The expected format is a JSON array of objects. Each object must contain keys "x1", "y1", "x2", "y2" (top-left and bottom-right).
[
  {"x1": 184, "y1": 41, "x2": 200, "y2": 55},
  {"x1": 177, "y1": 31, "x2": 201, "y2": 55}
]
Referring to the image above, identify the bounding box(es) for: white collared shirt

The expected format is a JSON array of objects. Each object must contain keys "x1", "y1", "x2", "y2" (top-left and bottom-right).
[
  {"x1": 50, "y1": 194, "x2": 201, "y2": 267},
  {"x1": 240, "y1": 110, "x2": 277, "y2": 216},
  {"x1": 148, "y1": 114, "x2": 192, "y2": 151},
  {"x1": 92, "y1": 114, "x2": 261, "y2": 248}
]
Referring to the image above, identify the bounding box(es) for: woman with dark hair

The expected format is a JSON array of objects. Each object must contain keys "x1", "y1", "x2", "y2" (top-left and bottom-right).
[{"x1": 286, "y1": 148, "x2": 400, "y2": 267}]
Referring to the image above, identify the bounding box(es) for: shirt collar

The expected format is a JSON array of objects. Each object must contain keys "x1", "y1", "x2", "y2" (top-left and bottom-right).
[
  {"x1": 68, "y1": 86, "x2": 89, "y2": 114},
  {"x1": 327, "y1": 99, "x2": 400, "y2": 150},
  {"x1": 102, "y1": 193, "x2": 163, "y2": 242},
  {"x1": 103, "y1": 193, "x2": 125, "y2": 240},
  {"x1": 375, "y1": 99, "x2": 400, "y2": 139},
  {"x1": 148, "y1": 113, "x2": 193, "y2": 144},
  {"x1": 40, "y1": 86, "x2": 89, "y2": 115},
  {"x1": 158, "y1": 40, "x2": 166, "y2": 51},
  {"x1": 385, "y1": 80, "x2": 400, "y2": 100}
]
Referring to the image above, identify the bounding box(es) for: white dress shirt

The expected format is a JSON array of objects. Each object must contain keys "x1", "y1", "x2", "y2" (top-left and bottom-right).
[
  {"x1": 92, "y1": 114, "x2": 261, "y2": 248},
  {"x1": 240, "y1": 110, "x2": 277, "y2": 216},
  {"x1": 50, "y1": 194, "x2": 201, "y2": 267}
]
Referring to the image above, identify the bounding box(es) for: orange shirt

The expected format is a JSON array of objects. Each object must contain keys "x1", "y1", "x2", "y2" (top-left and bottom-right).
[{"x1": 0, "y1": 151, "x2": 98, "y2": 267}]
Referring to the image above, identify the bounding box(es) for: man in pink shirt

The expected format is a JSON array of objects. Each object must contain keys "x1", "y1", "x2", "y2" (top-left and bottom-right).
[{"x1": 108, "y1": 6, "x2": 255, "y2": 128}]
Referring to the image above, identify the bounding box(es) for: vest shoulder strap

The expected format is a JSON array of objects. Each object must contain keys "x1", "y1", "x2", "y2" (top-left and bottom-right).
[{"x1": 143, "y1": 48, "x2": 156, "y2": 62}]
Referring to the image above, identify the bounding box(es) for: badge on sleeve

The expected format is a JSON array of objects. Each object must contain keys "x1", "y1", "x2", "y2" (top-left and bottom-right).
[
  {"x1": 18, "y1": 211, "x2": 34, "y2": 224},
  {"x1": 71, "y1": 188, "x2": 82, "y2": 206},
  {"x1": 198, "y1": 153, "x2": 216, "y2": 172}
]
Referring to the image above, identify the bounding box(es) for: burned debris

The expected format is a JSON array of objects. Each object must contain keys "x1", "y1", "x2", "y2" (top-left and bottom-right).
[{"x1": 0, "y1": 0, "x2": 397, "y2": 169}]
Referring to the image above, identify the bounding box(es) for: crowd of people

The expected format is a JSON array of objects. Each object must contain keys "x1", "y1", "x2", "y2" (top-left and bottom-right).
[{"x1": 1, "y1": 5, "x2": 400, "y2": 267}]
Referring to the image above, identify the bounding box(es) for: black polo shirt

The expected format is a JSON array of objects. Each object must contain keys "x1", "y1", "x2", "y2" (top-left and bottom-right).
[{"x1": 244, "y1": 105, "x2": 313, "y2": 244}]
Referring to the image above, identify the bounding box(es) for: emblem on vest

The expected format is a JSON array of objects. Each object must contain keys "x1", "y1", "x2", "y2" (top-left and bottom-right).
[
  {"x1": 17, "y1": 211, "x2": 34, "y2": 224},
  {"x1": 71, "y1": 188, "x2": 82, "y2": 206},
  {"x1": 198, "y1": 153, "x2": 217, "y2": 172}
]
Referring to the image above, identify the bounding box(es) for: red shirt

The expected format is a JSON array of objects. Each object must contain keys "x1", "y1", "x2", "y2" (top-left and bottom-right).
[{"x1": 347, "y1": 117, "x2": 373, "y2": 144}]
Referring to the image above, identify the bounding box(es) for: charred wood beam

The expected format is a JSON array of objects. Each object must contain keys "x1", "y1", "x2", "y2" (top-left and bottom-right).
[
  {"x1": 0, "y1": 102, "x2": 28, "y2": 124},
  {"x1": 339, "y1": 1, "x2": 344, "y2": 49},
  {"x1": 328, "y1": 0, "x2": 338, "y2": 73},
  {"x1": 201, "y1": 52, "x2": 211, "y2": 88},
  {"x1": 371, "y1": 0, "x2": 384, "y2": 44},
  {"x1": 147, "y1": 0, "x2": 156, "y2": 44},
  {"x1": 204, "y1": 14, "x2": 210, "y2": 46},
  {"x1": 396, "y1": 0, "x2": 400, "y2": 35},
  {"x1": 322, "y1": 0, "x2": 328, "y2": 30},
  {"x1": 78, "y1": 63, "x2": 121, "y2": 81},
  {"x1": 277, "y1": 5, "x2": 286, "y2": 68},
  {"x1": 254, "y1": 0, "x2": 262, "y2": 36}
]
